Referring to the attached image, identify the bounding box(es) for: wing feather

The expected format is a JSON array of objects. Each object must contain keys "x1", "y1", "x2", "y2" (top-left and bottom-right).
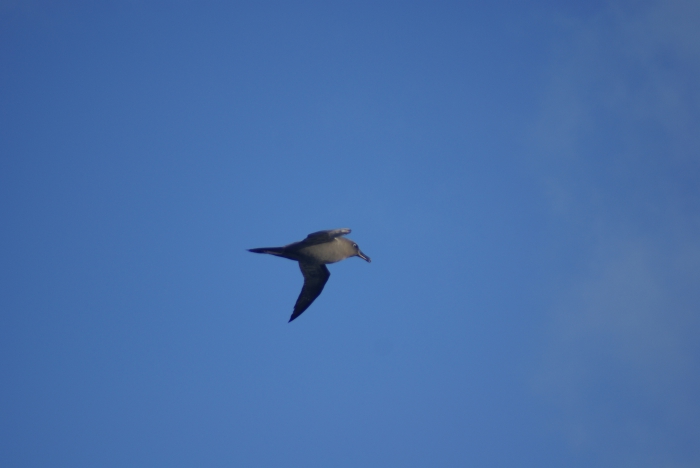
[
  {"x1": 298, "y1": 228, "x2": 351, "y2": 246},
  {"x1": 289, "y1": 263, "x2": 330, "y2": 322}
]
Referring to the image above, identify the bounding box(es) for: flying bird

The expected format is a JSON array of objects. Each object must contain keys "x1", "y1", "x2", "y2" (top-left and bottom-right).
[{"x1": 248, "y1": 228, "x2": 371, "y2": 322}]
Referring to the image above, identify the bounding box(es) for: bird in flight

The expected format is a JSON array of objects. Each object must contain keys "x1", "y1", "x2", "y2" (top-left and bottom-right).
[{"x1": 248, "y1": 228, "x2": 371, "y2": 322}]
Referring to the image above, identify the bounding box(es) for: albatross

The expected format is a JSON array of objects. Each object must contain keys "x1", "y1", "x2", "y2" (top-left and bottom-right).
[{"x1": 248, "y1": 228, "x2": 371, "y2": 322}]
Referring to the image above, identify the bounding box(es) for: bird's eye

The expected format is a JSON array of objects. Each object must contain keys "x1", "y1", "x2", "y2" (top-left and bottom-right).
[{"x1": 353, "y1": 243, "x2": 358, "y2": 248}]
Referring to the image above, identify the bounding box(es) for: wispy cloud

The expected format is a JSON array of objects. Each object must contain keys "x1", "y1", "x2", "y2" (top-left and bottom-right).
[{"x1": 531, "y1": 1, "x2": 700, "y2": 465}]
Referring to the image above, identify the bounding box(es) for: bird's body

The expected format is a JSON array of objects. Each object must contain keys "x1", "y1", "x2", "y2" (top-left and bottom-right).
[{"x1": 248, "y1": 228, "x2": 371, "y2": 322}]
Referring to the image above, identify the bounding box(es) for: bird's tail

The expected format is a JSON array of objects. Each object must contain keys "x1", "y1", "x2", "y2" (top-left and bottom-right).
[{"x1": 248, "y1": 247, "x2": 286, "y2": 256}]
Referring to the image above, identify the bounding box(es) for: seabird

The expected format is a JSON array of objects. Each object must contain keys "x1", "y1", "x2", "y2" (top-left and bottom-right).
[{"x1": 248, "y1": 228, "x2": 371, "y2": 322}]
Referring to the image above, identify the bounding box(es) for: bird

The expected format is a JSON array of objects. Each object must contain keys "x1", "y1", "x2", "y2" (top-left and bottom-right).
[{"x1": 248, "y1": 228, "x2": 371, "y2": 322}]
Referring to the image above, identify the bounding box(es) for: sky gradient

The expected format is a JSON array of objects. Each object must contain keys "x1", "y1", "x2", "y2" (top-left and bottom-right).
[{"x1": 2, "y1": 1, "x2": 699, "y2": 467}]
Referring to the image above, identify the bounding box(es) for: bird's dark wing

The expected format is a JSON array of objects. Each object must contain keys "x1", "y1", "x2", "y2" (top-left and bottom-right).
[
  {"x1": 297, "y1": 228, "x2": 351, "y2": 247},
  {"x1": 289, "y1": 263, "x2": 330, "y2": 322}
]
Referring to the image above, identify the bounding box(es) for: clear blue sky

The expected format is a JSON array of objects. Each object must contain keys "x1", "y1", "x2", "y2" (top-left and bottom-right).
[{"x1": 2, "y1": 1, "x2": 699, "y2": 467}]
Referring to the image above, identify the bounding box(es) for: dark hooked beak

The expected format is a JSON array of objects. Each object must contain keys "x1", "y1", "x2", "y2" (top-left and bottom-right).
[{"x1": 357, "y1": 249, "x2": 371, "y2": 263}]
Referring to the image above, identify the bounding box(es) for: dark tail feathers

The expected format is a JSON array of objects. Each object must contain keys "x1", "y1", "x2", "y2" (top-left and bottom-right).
[{"x1": 248, "y1": 247, "x2": 285, "y2": 256}]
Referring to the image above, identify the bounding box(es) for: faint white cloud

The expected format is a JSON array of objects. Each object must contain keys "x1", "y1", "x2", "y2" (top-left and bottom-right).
[
  {"x1": 532, "y1": 1, "x2": 700, "y2": 465},
  {"x1": 536, "y1": 237, "x2": 700, "y2": 466},
  {"x1": 534, "y1": 0, "x2": 700, "y2": 218}
]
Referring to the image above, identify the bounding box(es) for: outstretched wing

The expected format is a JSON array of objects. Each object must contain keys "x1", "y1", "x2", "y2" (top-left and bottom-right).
[
  {"x1": 298, "y1": 228, "x2": 351, "y2": 247},
  {"x1": 289, "y1": 263, "x2": 330, "y2": 322}
]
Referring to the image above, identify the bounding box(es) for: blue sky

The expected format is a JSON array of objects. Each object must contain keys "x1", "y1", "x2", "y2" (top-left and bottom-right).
[{"x1": 1, "y1": 1, "x2": 699, "y2": 466}]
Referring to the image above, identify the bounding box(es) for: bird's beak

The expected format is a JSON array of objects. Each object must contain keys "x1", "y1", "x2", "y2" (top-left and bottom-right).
[{"x1": 357, "y1": 250, "x2": 371, "y2": 263}]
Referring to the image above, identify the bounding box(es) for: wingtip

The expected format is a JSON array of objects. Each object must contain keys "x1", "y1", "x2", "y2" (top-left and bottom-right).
[
  {"x1": 289, "y1": 308, "x2": 306, "y2": 322},
  {"x1": 331, "y1": 228, "x2": 351, "y2": 236}
]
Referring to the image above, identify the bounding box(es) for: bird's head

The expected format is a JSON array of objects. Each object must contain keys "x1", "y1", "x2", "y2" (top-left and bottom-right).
[{"x1": 348, "y1": 240, "x2": 371, "y2": 263}]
